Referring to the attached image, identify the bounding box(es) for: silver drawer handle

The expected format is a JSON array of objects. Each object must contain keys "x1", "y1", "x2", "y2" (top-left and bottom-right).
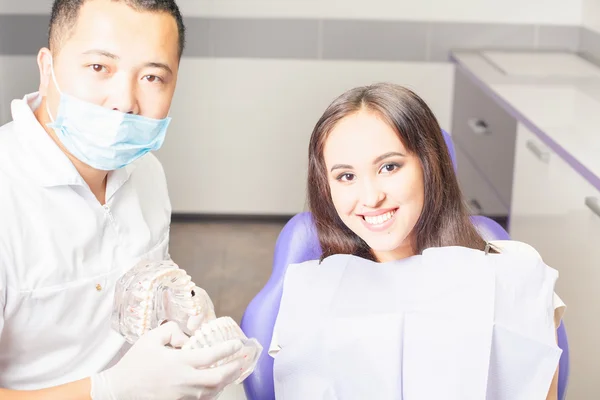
[
  {"x1": 467, "y1": 118, "x2": 491, "y2": 135},
  {"x1": 526, "y1": 140, "x2": 549, "y2": 163},
  {"x1": 585, "y1": 197, "x2": 600, "y2": 218}
]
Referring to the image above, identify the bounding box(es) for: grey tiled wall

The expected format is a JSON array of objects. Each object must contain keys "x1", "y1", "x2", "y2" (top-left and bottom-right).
[{"x1": 0, "y1": 14, "x2": 589, "y2": 62}]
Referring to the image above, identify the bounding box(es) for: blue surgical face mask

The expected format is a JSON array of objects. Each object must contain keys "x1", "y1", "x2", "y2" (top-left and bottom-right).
[{"x1": 45, "y1": 57, "x2": 171, "y2": 171}]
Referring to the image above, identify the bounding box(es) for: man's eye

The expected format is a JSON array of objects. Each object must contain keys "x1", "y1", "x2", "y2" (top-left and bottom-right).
[
  {"x1": 90, "y1": 64, "x2": 105, "y2": 72},
  {"x1": 144, "y1": 75, "x2": 163, "y2": 83}
]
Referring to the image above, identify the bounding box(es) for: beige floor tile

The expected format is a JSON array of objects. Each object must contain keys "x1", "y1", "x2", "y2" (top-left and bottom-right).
[{"x1": 169, "y1": 220, "x2": 285, "y2": 324}]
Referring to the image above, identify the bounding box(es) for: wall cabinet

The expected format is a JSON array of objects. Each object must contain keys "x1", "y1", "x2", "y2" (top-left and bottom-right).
[
  {"x1": 509, "y1": 123, "x2": 600, "y2": 399},
  {"x1": 451, "y1": 68, "x2": 517, "y2": 217}
]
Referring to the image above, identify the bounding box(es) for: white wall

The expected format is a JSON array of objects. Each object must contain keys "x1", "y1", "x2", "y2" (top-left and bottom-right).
[
  {"x1": 175, "y1": 0, "x2": 582, "y2": 24},
  {"x1": 0, "y1": 55, "x2": 454, "y2": 215},
  {"x1": 0, "y1": 0, "x2": 583, "y2": 25},
  {"x1": 582, "y1": 0, "x2": 600, "y2": 33},
  {"x1": 0, "y1": 0, "x2": 585, "y2": 215},
  {"x1": 157, "y1": 58, "x2": 454, "y2": 215}
]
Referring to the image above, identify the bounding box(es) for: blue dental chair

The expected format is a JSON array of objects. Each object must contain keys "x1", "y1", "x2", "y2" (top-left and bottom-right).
[{"x1": 240, "y1": 129, "x2": 570, "y2": 400}]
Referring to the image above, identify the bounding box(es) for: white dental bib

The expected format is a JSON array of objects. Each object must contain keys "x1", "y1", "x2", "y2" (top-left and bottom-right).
[{"x1": 269, "y1": 242, "x2": 564, "y2": 400}]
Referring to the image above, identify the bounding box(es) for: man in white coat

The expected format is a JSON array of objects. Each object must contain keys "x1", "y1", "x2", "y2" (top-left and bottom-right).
[{"x1": 0, "y1": 1, "x2": 244, "y2": 399}]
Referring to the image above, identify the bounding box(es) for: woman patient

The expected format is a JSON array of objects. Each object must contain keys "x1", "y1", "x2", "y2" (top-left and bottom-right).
[{"x1": 268, "y1": 83, "x2": 565, "y2": 399}]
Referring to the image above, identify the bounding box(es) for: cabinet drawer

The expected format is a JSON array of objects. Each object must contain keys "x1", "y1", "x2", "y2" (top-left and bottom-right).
[
  {"x1": 455, "y1": 141, "x2": 508, "y2": 217},
  {"x1": 451, "y1": 68, "x2": 517, "y2": 208}
]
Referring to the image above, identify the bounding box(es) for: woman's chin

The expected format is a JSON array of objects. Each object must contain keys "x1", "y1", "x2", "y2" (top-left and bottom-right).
[
  {"x1": 365, "y1": 236, "x2": 414, "y2": 261},
  {"x1": 367, "y1": 241, "x2": 404, "y2": 256}
]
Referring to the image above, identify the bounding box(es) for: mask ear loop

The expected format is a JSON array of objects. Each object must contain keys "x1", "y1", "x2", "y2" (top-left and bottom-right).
[
  {"x1": 48, "y1": 55, "x2": 62, "y2": 95},
  {"x1": 46, "y1": 55, "x2": 63, "y2": 123},
  {"x1": 46, "y1": 102, "x2": 56, "y2": 123}
]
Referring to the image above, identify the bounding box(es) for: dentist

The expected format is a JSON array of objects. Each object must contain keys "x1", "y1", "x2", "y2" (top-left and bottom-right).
[{"x1": 0, "y1": 0, "x2": 244, "y2": 399}]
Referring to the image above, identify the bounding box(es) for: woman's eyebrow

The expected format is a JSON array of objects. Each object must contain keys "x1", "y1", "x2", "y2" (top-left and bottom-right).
[
  {"x1": 330, "y1": 163, "x2": 353, "y2": 172},
  {"x1": 373, "y1": 151, "x2": 404, "y2": 164}
]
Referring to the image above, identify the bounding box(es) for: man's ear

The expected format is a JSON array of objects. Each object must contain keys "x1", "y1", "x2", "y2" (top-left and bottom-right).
[{"x1": 37, "y1": 48, "x2": 53, "y2": 96}]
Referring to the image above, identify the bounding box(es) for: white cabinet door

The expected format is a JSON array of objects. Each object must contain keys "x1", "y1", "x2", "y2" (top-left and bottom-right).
[{"x1": 510, "y1": 123, "x2": 600, "y2": 399}]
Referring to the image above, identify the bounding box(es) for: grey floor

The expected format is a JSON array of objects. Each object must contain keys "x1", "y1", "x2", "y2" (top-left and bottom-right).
[
  {"x1": 169, "y1": 219, "x2": 285, "y2": 324},
  {"x1": 169, "y1": 219, "x2": 286, "y2": 400}
]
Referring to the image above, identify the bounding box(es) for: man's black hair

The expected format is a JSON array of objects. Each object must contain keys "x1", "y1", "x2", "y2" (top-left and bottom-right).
[{"x1": 49, "y1": 0, "x2": 186, "y2": 58}]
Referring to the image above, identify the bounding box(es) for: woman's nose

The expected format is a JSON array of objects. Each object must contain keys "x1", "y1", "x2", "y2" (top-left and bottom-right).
[{"x1": 360, "y1": 178, "x2": 385, "y2": 208}]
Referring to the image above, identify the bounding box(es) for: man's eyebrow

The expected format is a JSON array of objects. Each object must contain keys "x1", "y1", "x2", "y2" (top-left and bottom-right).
[
  {"x1": 82, "y1": 49, "x2": 119, "y2": 59},
  {"x1": 145, "y1": 62, "x2": 173, "y2": 75}
]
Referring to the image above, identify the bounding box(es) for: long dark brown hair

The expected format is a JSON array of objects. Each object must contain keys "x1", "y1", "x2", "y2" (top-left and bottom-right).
[{"x1": 307, "y1": 82, "x2": 488, "y2": 261}]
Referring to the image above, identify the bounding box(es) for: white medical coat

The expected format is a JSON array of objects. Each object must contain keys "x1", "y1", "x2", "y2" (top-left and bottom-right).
[{"x1": 0, "y1": 92, "x2": 172, "y2": 389}]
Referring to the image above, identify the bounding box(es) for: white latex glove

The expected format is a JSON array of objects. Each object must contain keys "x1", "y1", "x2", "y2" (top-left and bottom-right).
[{"x1": 90, "y1": 321, "x2": 245, "y2": 400}]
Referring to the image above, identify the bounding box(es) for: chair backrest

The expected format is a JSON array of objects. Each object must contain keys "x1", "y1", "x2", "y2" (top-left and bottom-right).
[{"x1": 240, "y1": 130, "x2": 569, "y2": 400}]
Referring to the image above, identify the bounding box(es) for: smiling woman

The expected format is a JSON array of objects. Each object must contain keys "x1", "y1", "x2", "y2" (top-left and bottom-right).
[
  {"x1": 308, "y1": 82, "x2": 487, "y2": 262},
  {"x1": 268, "y1": 82, "x2": 563, "y2": 400}
]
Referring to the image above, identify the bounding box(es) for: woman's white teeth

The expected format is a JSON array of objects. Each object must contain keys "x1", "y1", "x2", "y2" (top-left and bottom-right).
[{"x1": 364, "y1": 210, "x2": 395, "y2": 225}]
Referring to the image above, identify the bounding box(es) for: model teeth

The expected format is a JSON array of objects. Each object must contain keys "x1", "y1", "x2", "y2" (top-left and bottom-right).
[
  {"x1": 182, "y1": 316, "x2": 263, "y2": 384},
  {"x1": 113, "y1": 260, "x2": 214, "y2": 342},
  {"x1": 364, "y1": 210, "x2": 395, "y2": 225},
  {"x1": 113, "y1": 260, "x2": 263, "y2": 385}
]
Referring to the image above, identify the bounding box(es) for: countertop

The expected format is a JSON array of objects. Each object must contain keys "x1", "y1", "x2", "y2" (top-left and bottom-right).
[{"x1": 449, "y1": 50, "x2": 600, "y2": 192}]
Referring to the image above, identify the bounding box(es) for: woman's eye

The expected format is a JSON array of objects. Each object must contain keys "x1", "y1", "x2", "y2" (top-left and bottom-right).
[
  {"x1": 380, "y1": 163, "x2": 400, "y2": 173},
  {"x1": 338, "y1": 173, "x2": 355, "y2": 182}
]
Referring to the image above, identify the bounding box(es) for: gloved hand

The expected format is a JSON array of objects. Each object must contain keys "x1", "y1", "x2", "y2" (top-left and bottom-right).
[{"x1": 90, "y1": 321, "x2": 245, "y2": 400}]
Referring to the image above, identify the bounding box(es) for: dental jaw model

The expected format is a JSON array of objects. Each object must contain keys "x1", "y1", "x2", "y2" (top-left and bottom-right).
[
  {"x1": 112, "y1": 260, "x2": 262, "y2": 384},
  {"x1": 182, "y1": 316, "x2": 261, "y2": 383}
]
